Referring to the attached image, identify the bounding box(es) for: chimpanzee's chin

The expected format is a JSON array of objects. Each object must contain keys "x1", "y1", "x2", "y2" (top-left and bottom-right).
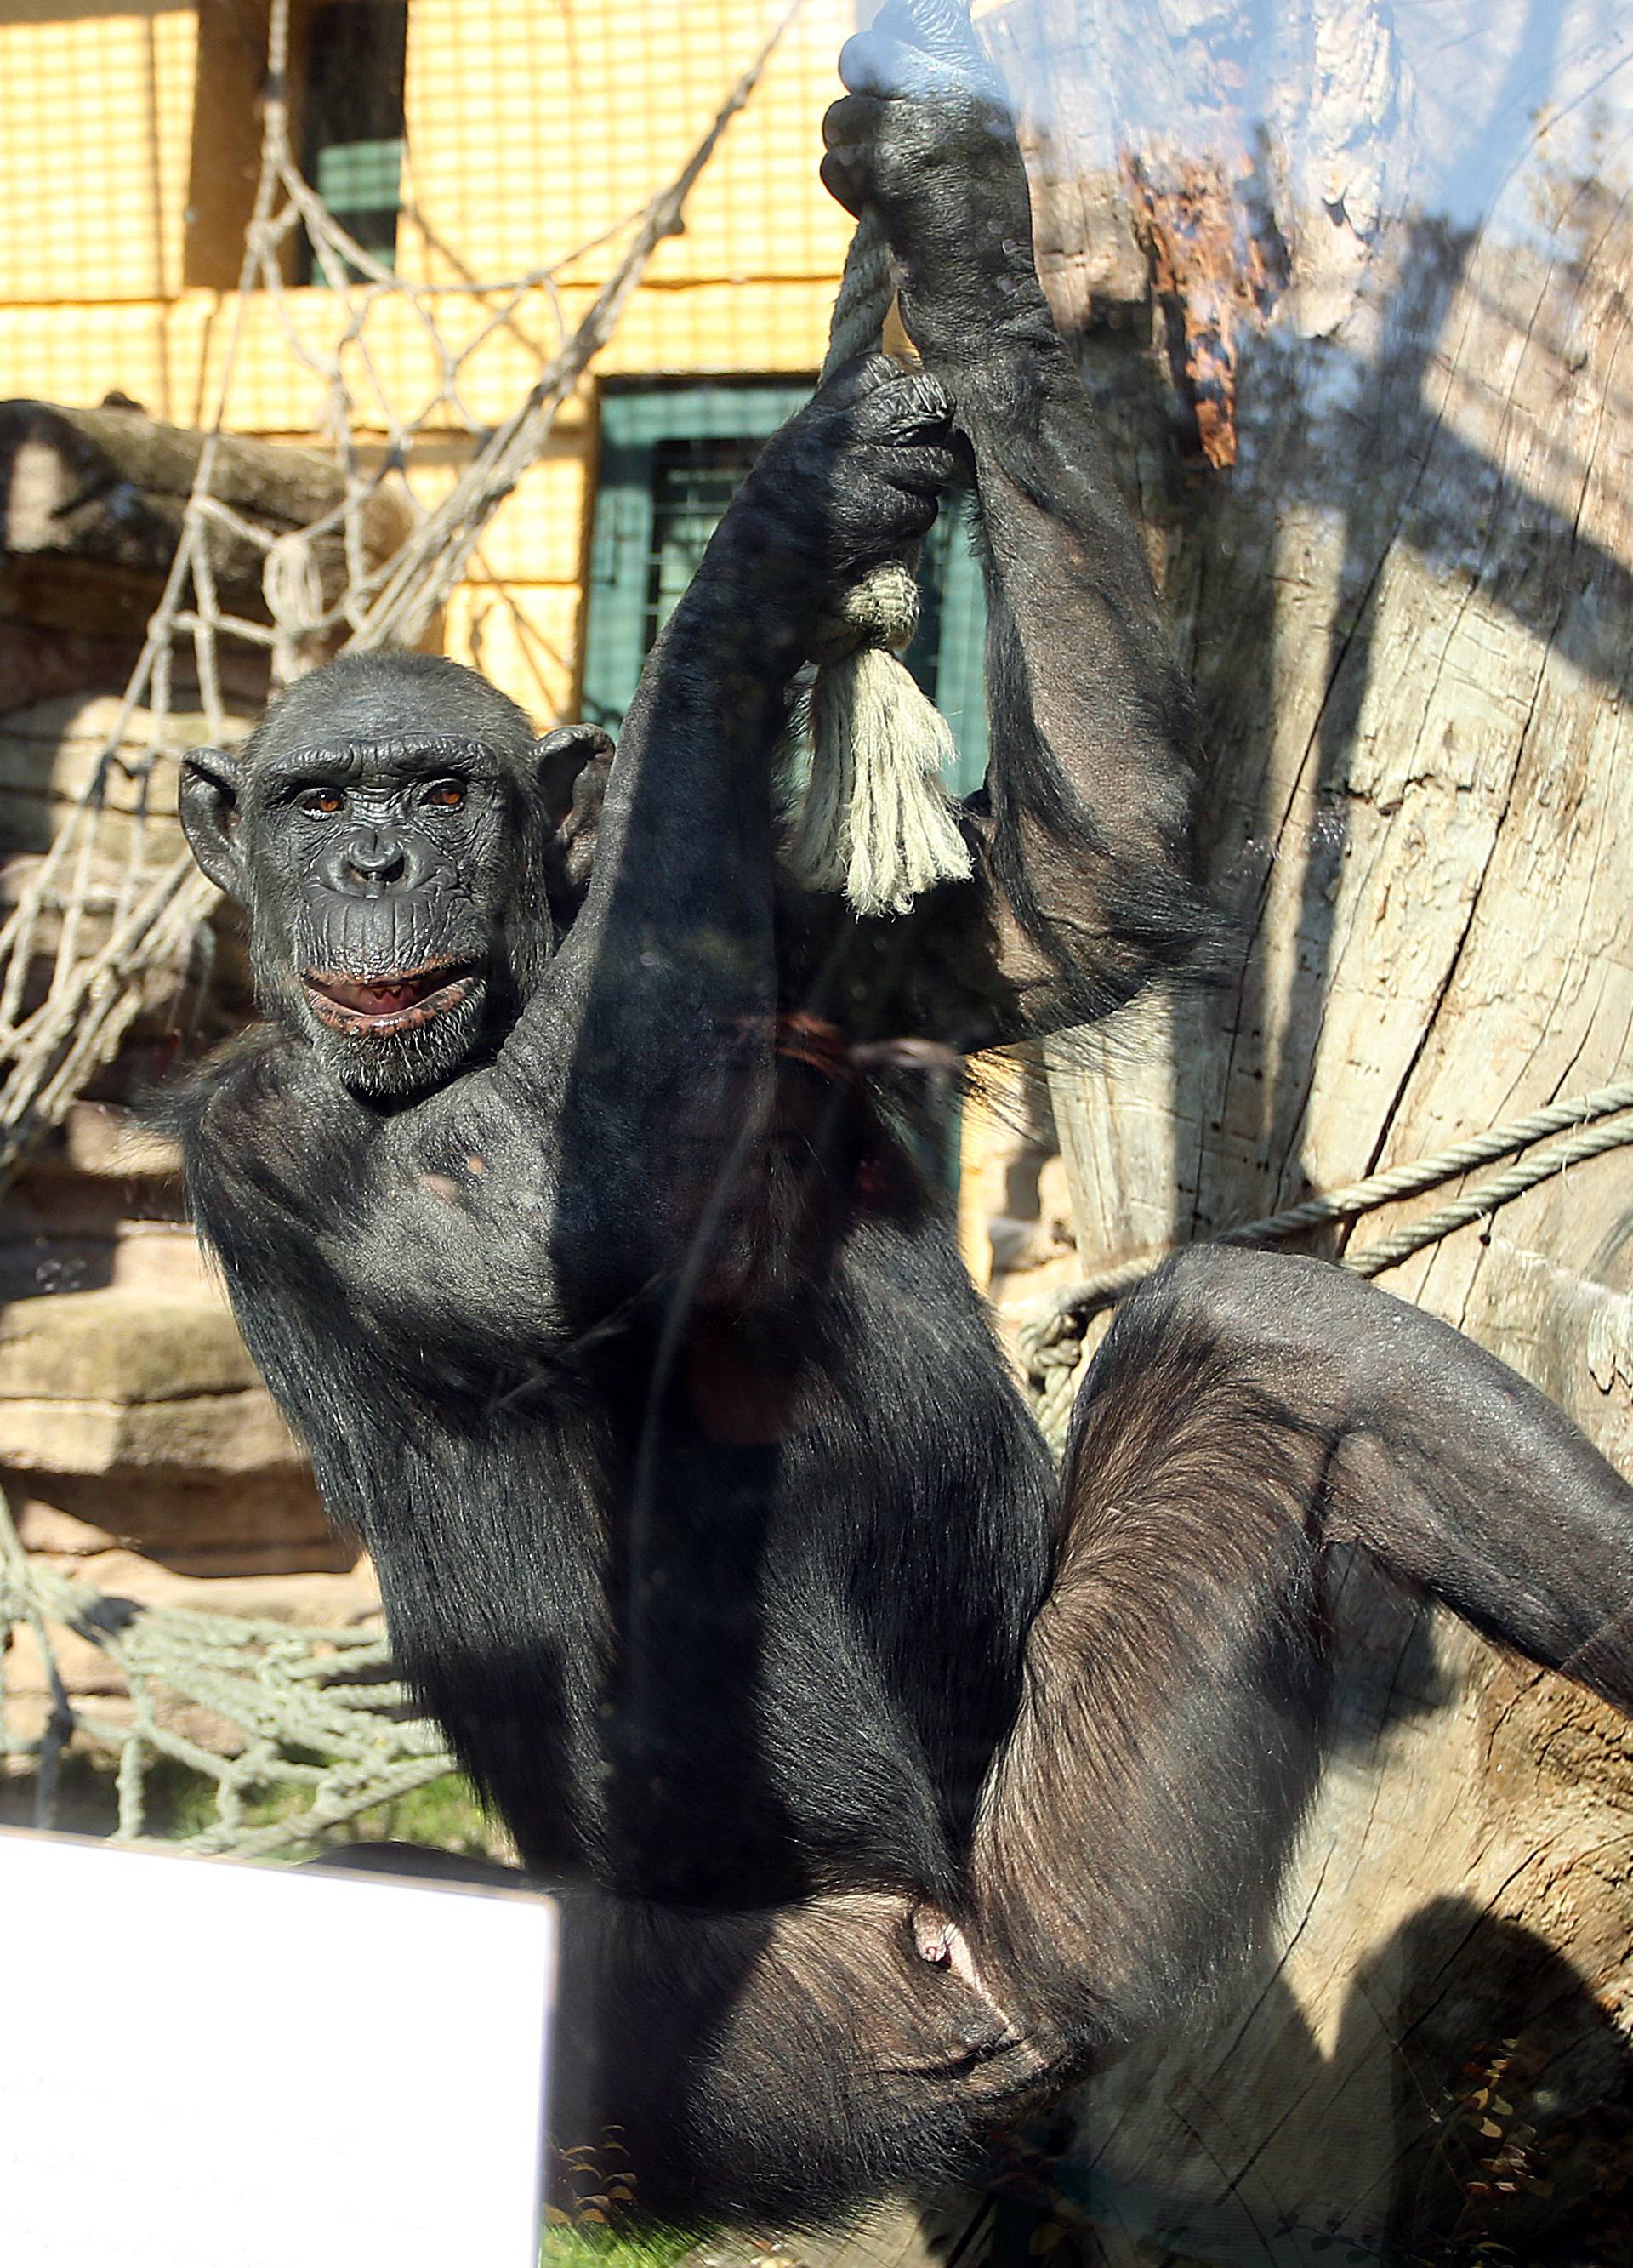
[{"x1": 315, "y1": 985, "x2": 489, "y2": 1099}]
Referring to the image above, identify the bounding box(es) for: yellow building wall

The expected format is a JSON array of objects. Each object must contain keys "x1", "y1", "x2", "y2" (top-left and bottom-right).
[
  {"x1": 399, "y1": 0, "x2": 855, "y2": 293},
  {"x1": 0, "y1": 0, "x2": 856, "y2": 722},
  {"x1": 0, "y1": 3, "x2": 197, "y2": 305}
]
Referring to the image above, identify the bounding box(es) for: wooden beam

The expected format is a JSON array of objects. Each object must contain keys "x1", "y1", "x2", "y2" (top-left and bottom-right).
[{"x1": 0, "y1": 398, "x2": 413, "y2": 616}]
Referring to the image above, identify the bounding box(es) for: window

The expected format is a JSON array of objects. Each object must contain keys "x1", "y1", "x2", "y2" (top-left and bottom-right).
[
  {"x1": 582, "y1": 380, "x2": 989, "y2": 797},
  {"x1": 298, "y1": 0, "x2": 408, "y2": 281},
  {"x1": 185, "y1": 0, "x2": 408, "y2": 290}
]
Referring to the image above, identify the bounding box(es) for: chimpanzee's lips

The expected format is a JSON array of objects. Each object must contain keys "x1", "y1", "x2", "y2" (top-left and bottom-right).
[{"x1": 302, "y1": 960, "x2": 482, "y2": 1035}]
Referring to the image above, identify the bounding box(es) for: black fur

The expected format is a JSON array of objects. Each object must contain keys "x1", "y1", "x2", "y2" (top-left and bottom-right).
[{"x1": 172, "y1": 31, "x2": 1633, "y2": 2231}]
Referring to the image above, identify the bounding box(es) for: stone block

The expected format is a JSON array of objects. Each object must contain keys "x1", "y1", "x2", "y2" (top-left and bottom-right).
[
  {"x1": 0, "y1": 1284, "x2": 338, "y2": 1576},
  {"x1": 0, "y1": 1284, "x2": 264, "y2": 1404}
]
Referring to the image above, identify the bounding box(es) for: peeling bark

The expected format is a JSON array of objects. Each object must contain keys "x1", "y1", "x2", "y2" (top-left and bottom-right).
[{"x1": 1004, "y1": 2, "x2": 1633, "y2": 2259}]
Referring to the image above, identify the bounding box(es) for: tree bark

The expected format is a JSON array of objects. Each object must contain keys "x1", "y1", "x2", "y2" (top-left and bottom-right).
[{"x1": 992, "y1": 1, "x2": 1633, "y2": 2258}]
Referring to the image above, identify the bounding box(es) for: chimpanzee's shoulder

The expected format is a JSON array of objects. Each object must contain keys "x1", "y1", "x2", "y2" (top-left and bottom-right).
[
  {"x1": 152, "y1": 1023, "x2": 299, "y2": 1147},
  {"x1": 155, "y1": 1024, "x2": 370, "y2": 1235}
]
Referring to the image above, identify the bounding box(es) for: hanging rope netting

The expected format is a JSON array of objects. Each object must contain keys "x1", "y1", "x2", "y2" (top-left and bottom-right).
[{"x1": 0, "y1": 0, "x2": 802, "y2": 1854}]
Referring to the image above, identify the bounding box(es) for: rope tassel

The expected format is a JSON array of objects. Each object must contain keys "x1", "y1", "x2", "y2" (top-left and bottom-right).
[
  {"x1": 786, "y1": 560, "x2": 973, "y2": 916},
  {"x1": 790, "y1": 0, "x2": 982, "y2": 920}
]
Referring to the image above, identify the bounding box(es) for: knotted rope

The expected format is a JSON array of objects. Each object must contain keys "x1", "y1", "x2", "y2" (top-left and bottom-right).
[
  {"x1": 1020, "y1": 1078, "x2": 1633, "y2": 1451},
  {"x1": 783, "y1": 0, "x2": 977, "y2": 918}
]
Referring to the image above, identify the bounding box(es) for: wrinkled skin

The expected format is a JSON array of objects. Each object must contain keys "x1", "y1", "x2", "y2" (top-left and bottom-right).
[
  {"x1": 179, "y1": 658, "x2": 612, "y2": 1099},
  {"x1": 176, "y1": 17, "x2": 1633, "y2": 2232}
]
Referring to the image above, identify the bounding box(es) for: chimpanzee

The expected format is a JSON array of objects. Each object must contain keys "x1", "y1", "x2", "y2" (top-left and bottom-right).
[{"x1": 172, "y1": 18, "x2": 1633, "y2": 2230}]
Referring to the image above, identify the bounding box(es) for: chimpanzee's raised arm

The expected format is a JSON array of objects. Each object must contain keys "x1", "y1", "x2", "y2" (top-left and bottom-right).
[
  {"x1": 527, "y1": 359, "x2": 958, "y2": 1307},
  {"x1": 822, "y1": 24, "x2": 1220, "y2": 1038}
]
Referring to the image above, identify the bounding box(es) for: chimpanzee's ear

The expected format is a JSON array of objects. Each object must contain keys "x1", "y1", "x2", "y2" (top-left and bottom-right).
[
  {"x1": 178, "y1": 746, "x2": 248, "y2": 903},
  {"x1": 532, "y1": 723, "x2": 615, "y2": 825},
  {"x1": 533, "y1": 724, "x2": 615, "y2": 915}
]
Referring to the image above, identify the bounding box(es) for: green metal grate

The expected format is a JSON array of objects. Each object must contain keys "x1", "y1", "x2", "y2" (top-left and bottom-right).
[{"x1": 582, "y1": 378, "x2": 989, "y2": 798}]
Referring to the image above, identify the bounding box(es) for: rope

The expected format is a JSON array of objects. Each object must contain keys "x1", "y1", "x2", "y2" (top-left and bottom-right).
[
  {"x1": 0, "y1": 1490, "x2": 455, "y2": 1852},
  {"x1": 783, "y1": 0, "x2": 977, "y2": 917},
  {"x1": 0, "y1": 0, "x2": 795, "y2": 1192},
  {"x1": 1019, "y1": 1078, "x2": 1633, "y2": 1451},
  {"x1": 821, "y1": 213, "x2": 898, "y2": 383},
  {"x1": 0, "y1": 0, "x2": 799, "y2": 1850}
]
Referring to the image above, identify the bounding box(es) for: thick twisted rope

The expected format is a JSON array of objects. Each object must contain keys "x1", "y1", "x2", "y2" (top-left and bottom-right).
[
  {"x1": 1020, "y1": 1079, "x2": 1633, "y2": 1450},
  {"x1": 782, "y1": 2, "x2": 976, "y2": 917},
  {"x1": 822, "y1": 209, "x2": 898, "y2": 378}
]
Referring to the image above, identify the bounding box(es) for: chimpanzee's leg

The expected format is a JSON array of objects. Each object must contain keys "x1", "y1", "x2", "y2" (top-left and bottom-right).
[
  {"x1": 1184, "y1": 1248, "x2": 1633, "y2": 1699},
  {"x1": 968, "y1": 1248, "x2": 1633, "y2": 2063}
]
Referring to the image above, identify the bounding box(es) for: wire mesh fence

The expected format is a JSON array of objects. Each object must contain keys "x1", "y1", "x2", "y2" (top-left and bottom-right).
[{"x1": 0, "y1": 0, "x2": 802, "y2": 1849}]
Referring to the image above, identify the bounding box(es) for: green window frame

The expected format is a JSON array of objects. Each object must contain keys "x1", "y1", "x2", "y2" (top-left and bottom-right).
[
  {"x1": 299, "y1": 1, "x2": 408, "y2": 283},
  {"x1": 581, "y1": 379, "x2": 989, "y2": 798}
]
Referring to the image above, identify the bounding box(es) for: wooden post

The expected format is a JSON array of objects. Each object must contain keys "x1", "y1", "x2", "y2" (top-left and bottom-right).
[{"x1": 993, "y1": 0, "x2": 1633, "y2": 2256}]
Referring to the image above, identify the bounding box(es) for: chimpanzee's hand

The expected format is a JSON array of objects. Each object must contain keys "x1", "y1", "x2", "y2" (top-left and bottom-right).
[
  {"x1": 822, "y1": 14, "x2": 1047, "y2": 368},
  {"x1": 723, "y1": 353, "x2": 955, "y2": 607}
]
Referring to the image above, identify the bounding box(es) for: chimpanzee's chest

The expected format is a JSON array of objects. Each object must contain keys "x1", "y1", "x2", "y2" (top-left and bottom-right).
[
  {"x1": 196, "y1": 1097, "x2": 1053, "y2": 1906},
  {"x1": 354, "y1": 1353, "x2": 1010, "y2": 1906},
  {"x1": 320, "y1": 1256, "x2": 1047, "y2": 1907}
]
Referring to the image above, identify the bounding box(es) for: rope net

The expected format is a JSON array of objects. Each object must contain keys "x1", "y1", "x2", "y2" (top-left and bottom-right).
[
  {"x1": 0, "y1": 0, "x2": 796, "y2": 1851},
  {"x1": 0, "y1": 0, "x2": 799, "y2": 1186},
  {"x1": 0, "y1": 1490, "x2": 455, "y2": 1854}
]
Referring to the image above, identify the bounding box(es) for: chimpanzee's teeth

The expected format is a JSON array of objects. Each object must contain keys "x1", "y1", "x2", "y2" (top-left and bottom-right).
[
  {"x1": 304, "y1": 962, "x2": 477, "y2": 1029},
  {"x1": 352, "y1": 983, "x2": 418, "y2": 1011}
]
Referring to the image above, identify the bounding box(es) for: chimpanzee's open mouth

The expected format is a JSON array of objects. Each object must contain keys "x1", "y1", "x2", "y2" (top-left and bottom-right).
[{"x1": 303, "y1": 960, "x2": 482, "y2": 1036}]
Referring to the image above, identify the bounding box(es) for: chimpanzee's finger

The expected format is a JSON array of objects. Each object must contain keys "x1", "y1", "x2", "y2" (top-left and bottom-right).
[
  {"x1": 862, "y1": 441, "x2": 959, "y2": 497},
  {"x1": 822, "y1": 93, "x2": 882, "y2": 151},
  {"x1": 839, "y1": 29, "x2": 937, "y2": 101},
  {"x1": 866, "y1": 0, "x2": 984, "y2": 49},
  {"x1": 810, "y1": 355, "x2": 951, "y2": 438},
  {"x1": 811, "y1": 350, "x2": 913, "y2": 415},
  {"x1": 869, "y1": 0, "x2": 988, "y2": 68},
  {"x1": 846, "y1": 366, "x2": 954, "y2": 448},
  {"x1": 847, "y1": 459, "x2": 946, "y2": 550},
  {"x1": 819, "y1": 147, "x2": 865, "y2": 223},
  {"x1": 838, "y1": 28, "x2": 1003, "y2": 108},
  {"x1": 819, "y1": 97, "x2": 885, "y2": 222}
]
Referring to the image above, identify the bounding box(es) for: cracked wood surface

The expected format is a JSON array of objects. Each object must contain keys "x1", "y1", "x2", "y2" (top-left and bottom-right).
[{"x1": 997, "y1": 1, "x2": 1633, "y2": 2259}]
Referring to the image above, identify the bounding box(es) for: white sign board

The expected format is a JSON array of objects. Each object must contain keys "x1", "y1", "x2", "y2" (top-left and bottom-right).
[{"x1": 0, "y1": 1828, "x2": 556, "y2": 2268}]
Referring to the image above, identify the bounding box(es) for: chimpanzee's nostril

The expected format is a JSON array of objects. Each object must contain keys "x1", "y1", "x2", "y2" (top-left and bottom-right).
[{"x1": 342, "y1": 830, "x2": 407, "y2": 886}]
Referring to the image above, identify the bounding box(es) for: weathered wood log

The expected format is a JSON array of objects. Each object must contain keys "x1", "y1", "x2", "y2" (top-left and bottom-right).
[
  {"x1": 956, "y1": 3, "x2": 1633, "y2": 2261},
  {"x1": 0, "y1": 398, "x2": 413, "y2": 614}
]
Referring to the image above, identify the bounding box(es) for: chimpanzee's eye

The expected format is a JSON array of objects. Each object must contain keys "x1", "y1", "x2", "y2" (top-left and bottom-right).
[
  {"x1": 297, "y1": 786, "x2": 346, "y2": 817},
  {"x1": 421, "y1": 780, "x2": 466, "y2": 809}
]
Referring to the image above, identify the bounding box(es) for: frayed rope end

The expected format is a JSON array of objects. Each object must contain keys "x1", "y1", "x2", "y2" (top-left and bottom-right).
[
  {"x1": 785, "y1": 561, "x2": 974, "y2": 918},
  {"x1": 786, "y1": 647, "x2": 973, "y2": 916}
]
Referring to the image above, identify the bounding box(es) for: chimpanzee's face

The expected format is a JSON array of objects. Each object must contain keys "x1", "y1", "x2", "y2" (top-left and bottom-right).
[
  {"x1": 242, "y1": 738, "x2": 518, "y2": 1096},
  {"x1": 178, "y1": 654, "x2": 594, "y2": 1100}
]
